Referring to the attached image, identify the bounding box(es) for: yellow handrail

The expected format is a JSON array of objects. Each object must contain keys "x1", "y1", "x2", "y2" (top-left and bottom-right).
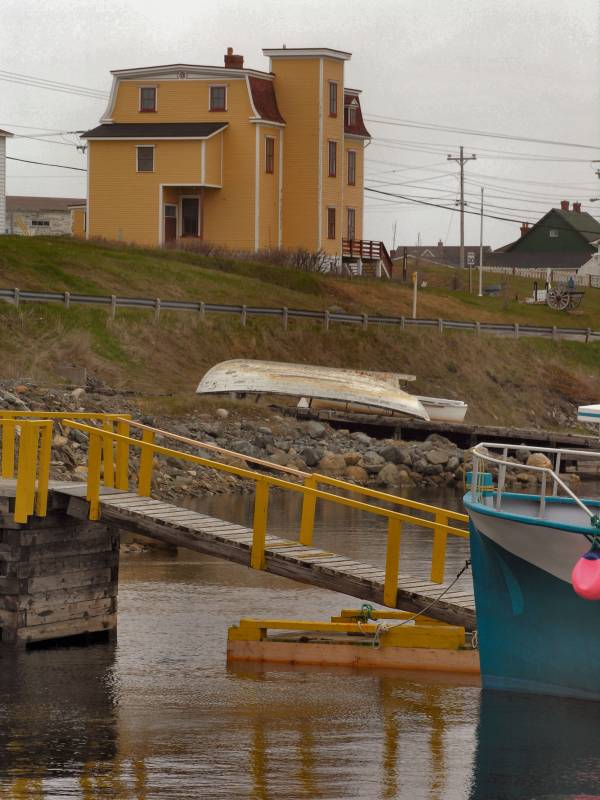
[
  {"x1": 0, "y1": 412, "x2": 131, "y2": 483},
  {"x1": 5, "y1": 419, "x2": 53, "y2": 523},
  {"x1": 111, "y1": 417, "x2": 468, "y2": 583},
  {"x1": 60, "y1": 419, "x2": 469, "y2": 608}
]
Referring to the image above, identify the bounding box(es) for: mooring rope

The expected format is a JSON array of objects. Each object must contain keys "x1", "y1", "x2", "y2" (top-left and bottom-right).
[{"x1": 372, "y1": 559, "x2": 472, "y2": 648}]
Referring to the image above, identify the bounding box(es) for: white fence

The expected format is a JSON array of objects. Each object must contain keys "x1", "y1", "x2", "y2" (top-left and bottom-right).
[{"x1": 481, "y1": 266, "x2": 600, "y2": 288}]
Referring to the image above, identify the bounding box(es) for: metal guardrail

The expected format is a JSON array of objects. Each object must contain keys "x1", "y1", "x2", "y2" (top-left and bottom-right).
[{"x1": 1, "y1": 287, "x2": 599, "y2": 342}]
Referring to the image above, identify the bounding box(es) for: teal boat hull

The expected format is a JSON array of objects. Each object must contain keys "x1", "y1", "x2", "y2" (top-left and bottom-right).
[{"x1": 465, "y1": 494, "x2": 600, "y2": 700}]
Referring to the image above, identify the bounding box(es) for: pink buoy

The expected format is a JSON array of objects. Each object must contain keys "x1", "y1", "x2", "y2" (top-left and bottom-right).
[{"x1": 572, "y1": 548, "x2": 600, "y2": 600}]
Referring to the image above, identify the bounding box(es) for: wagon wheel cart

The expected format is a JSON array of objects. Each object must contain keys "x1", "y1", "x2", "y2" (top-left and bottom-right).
[
  {"x1": 568, "y1": 291, "x2": 585, "y2": 309},
  {"x1": 546, "y1": 286, "x2": 571, "y2": 311}
]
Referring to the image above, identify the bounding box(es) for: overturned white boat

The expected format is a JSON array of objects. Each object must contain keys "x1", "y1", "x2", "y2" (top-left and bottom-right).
[
  {"x1": 196, "y1": 359, "x2": 431, "y2": 420},
  {"x1": 416, "y1": 396, "x2": 468, "y2": 424}
]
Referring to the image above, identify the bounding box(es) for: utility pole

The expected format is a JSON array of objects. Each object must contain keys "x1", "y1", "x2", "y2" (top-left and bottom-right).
[
  {"x1": 412, "y1": 270, "x2": 418, "y2": 318},
  {"x1": 478, "y1": 186, "x2": 484, "y2": 297},
  {"x1": 392, "y1": 221, "x2": 397, "y2": 252},
  {"x1": 448, "y1": 146, "x2": 477, "y2": 289}
]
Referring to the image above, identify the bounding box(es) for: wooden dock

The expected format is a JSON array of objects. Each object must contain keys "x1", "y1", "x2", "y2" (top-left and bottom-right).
[
  {"x1": 54, "y1": 482, "x2": 476, "y2": 630},
  {"x1": 309, "y1": 408, "x2": 599, "y2": 456}
]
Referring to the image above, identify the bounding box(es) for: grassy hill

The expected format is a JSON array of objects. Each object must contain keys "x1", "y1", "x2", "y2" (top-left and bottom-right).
[{"x1": 0, "y1": 236, "x2": 599, "y2": 429}]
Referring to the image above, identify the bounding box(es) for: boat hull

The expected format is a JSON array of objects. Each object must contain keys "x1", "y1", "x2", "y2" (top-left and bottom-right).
[{"x1": 466, "y1": 499, "x2": 600, "y2": 700}]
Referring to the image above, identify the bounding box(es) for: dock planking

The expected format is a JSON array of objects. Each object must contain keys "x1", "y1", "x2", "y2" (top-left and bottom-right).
[{"x1": 55, "y1": 483, "x2": 476, "y2": 630}]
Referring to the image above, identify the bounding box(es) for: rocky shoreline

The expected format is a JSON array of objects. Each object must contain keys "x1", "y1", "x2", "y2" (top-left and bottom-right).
[{"x1": 0, "y1": 382, "x2": 583, "y2": 502}]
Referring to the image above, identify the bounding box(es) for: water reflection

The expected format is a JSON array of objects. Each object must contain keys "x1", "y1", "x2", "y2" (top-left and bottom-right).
[
  {"x1": 470, "y1": 690, "x2": 600, "y2": 800},
  {"x1": 0, "y1": 644, "x2": 118, "y2": 796}
]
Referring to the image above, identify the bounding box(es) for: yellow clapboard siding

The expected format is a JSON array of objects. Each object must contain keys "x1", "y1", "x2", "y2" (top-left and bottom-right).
[
  {"x1": 89, "y1": 139, "x2": 204, "y2": 246},
  {"x1": 203, "y1": 132, "x2": 223, "y2": 187},
  {"x1": 321, "y1": 59, "x2": 345, "y2": 255},
  {"x1": 112, "y1": 78, "x2": 251, "y2": 123},
  {"x1": 270, "y1": 58, "x2": 320, "y2": 252},
  {"x1": 258, "y1": 125, "x2": 281, "y2": 249},
  {"x1": 344, "y1": 140, "x2": 364, "y2": 239}
]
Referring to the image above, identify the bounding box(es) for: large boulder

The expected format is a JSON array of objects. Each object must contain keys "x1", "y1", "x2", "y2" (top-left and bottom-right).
[
  {"x1": 351, "y1": 431, "x2": 372, "y2": 447},
  {"x1": 426, "y1": 448, "x2": 451, "y2": 466},
  {"x1": 446, "y1": 455, "x2": 460, "y2": 472},
  {"x1": 307, "y1": 421, "x2": 326, "y2": 439},
  {"x1": 318, "y1": 452, "x2": 346, "y2": 475},
  {"x1": 378, "y1": 444, "x2": 406, "y2": 464},
  {"x1": 345, "y1": 465, "x2": 368, "y2": 483},
  {"x1": 361, "y1": 450, "x2": 385, "y2": 474},
  {"x1": 412, "y1": 458, "x2": 429, "y2": 474},
  {"x1": 424, "y1": 433, "x2": 455, "y2": 449},
  {"x1": 527, "y1": 452, "x2": 553, "y2": 470},
  {"x1": 377, "y1": 462, "x2": 400, "y2": 486},
  {"x1": 300, "y1": 446, "x2": 320, "y2": 467},
  {"x1": 344, "y1": 451, "x2": 362, "y2": 466},
  {"x1": 288, "y1": 455, "x2": 308, "y2": 471}
]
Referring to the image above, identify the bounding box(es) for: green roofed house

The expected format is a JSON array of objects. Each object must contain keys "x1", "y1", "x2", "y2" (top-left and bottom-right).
[{"x1": 487, "y1": 201, "x2": 600, "y2": 270}]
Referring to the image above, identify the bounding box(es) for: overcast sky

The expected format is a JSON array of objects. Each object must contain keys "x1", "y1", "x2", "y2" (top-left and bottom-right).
[{"x1": 2, "y1": 0, "x2": 599, "y2": 248}]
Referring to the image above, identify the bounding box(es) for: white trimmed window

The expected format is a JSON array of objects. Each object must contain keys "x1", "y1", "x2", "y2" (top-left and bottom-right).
[
  {"x1": 209, "y1": 85, "x2": 227, "y2": 111},
  {"x1": 139, "y1": 86, "x2": 157, "y2": 112},
  {"x1": 329, "y1": 81, "x2": 338, "y2": 117},
  {"x1": 347, "y1": 208, "x2": 356, "y2": 240},
  {"x1": 265, "y1": 137, "x2": 275, "y2": 174},
  {"x1": 136, "y1": 145, "x2": 154, "y2": 172},
  {"x1": 347, "y1": 150, "x2": 356, "y2": 186}
]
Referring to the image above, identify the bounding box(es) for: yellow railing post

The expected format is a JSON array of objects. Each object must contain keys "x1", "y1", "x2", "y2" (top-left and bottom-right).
[
  {"x1": 137, "y1": 429, "x2": 155, "y2": 497},
  {"x1": 14, "y1": 422, "x2": 39, "y2": 523},
  {"x1": 102, "y1": 419, "x2": 115, "y2": 489},
  {"x1": 383, "y1": 517, "x2": 402, "y2": 607},
  {"x1": 430, "y1": 511, "x2": 448, "y2": 584},
  {"x1": 86, "y1": 431, "x2": 102, "y2": 520},
  {"x1": 1, "y1": 418, "x2": 16, "y2": 479},
  {"x1": 251, "y1": 479, "x2": 269, "y2": 570},
  {"x1": 35, "y1": 422, "x2": 52, "y2": 517},
  {"x1": 115, "y1": 419, "x2": 130, "y2": 490},
  {"x1": 299, "y1": 475, "x2": 317, "y2": 546}
]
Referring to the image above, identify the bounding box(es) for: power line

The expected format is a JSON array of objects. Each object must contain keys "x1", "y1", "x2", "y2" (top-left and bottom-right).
[
  {"x1": 0, "y1": 69, "x2": 107, "y2": 99},
  {"x1": 7, "y1": 156, "x2": 86, "y2": 172},
  {"x1": 365, "y1": 186, "x2": 600, "y2": 235},
  {"x1": 370, "y1": 135, "x2": 595, "y2": 163},
  {"x1": 365, "y1": 114, "x2": 600, "y2": 151},
  {"x1": 12, "y1": 134, "x2": 80, "y2": 148}
]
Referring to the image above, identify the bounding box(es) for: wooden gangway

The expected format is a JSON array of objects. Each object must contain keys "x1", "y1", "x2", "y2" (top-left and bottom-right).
[
  {"x1": 59, "y1": 484, "x2": 475, "y2": 629},
  {"x1": 0, "y1": 412, "x2": 476, "y2": 631}
]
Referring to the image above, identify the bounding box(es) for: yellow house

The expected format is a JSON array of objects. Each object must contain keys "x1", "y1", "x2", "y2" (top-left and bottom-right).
[{"x1": 82, "y1": 47, "x2": 390, "y2": 272}]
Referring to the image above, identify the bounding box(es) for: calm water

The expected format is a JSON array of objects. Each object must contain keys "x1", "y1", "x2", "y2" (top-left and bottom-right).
[{"x1": 1, "y1": 487, "x2": 600, "y2": 799}]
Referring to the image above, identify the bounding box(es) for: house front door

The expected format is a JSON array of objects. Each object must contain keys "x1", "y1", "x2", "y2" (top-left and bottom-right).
[
  {"x1": 181, "y1": 197, "x2": 200, "y2": 237},
  {"x1": 164, "y1": 204, "x2": 177, "y2": 243}
]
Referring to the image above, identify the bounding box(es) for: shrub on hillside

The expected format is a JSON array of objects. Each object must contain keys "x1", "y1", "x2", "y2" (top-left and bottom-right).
[{"x1": 166, "y1": 239, "x2": 329, "y2": 273}]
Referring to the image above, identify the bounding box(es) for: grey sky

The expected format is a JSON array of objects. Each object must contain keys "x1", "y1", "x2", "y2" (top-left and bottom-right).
[{"x1": 2, "y1": 0, "x2": 599, "y2": 248}]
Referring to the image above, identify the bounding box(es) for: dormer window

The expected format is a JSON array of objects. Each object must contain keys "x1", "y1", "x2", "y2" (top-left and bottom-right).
[
  {"x1": 209, "y1": 85, "x2": 227, "y2": 111},
  {"x1": 139, "y1": 87, "x2": 156, "y2": 113},
  {"x1": 345, "y1": 99, "x2": 358, "y2": 127}
]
